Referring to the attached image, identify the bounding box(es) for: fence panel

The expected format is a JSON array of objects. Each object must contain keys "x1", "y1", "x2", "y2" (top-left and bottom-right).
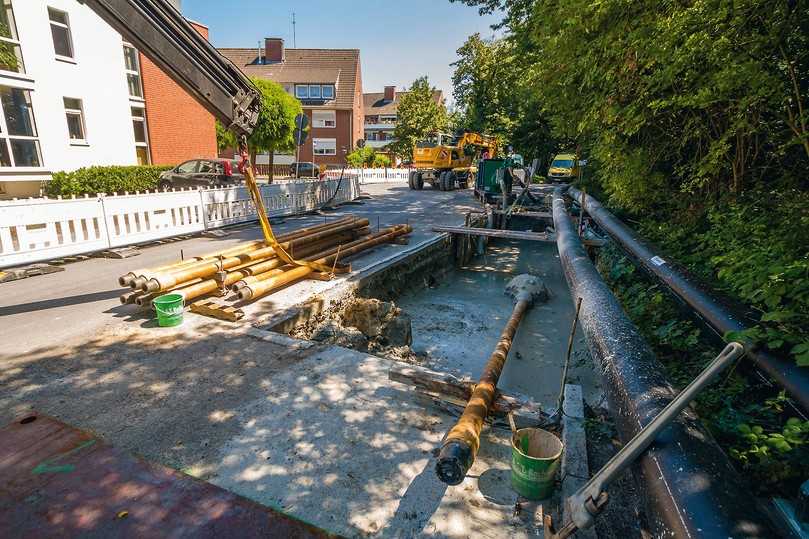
[
  {"x1": 323, "y1": 168, "x2": 409, "y2": 184},
  {"x1": 0, "y1": 197, "x2": 108, "y2": 267},
  {"x1": 201, "y1": 186, "x2": 257, "y2": 228},
  {"x1": 101, "y1": 189, "x2": 206, "y2": 248},
  {"x1": 0, "y1": 178, "x2": 361, "y2": 269}
]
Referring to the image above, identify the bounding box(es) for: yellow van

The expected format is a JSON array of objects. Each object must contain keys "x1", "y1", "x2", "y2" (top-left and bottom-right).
[{"x1": 547, "y1": 153, "x2": 579, "y2": 183}]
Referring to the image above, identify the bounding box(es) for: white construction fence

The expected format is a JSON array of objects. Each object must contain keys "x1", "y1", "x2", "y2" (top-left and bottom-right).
[
  {"x1": 323, "y1": 168, "x2": 410, "y2": 184},
  {"x1": 0, "y1": 176, "x2": 360, "y2": 269}
]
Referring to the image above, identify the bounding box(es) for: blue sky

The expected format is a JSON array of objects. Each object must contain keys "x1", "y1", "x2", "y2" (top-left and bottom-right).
[{"x1": 183, "y1": 0, "x2": 501, "y2": 104}]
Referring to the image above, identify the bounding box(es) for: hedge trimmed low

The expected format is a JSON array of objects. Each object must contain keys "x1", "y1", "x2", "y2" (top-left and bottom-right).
[{"x1": 45, "y1": 165, "x2": 173, "y2": 197}]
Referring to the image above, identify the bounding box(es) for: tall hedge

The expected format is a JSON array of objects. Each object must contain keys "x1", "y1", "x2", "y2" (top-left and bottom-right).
[{"x1": 45, "y1": 165, "x2": 173, "y2": 197}]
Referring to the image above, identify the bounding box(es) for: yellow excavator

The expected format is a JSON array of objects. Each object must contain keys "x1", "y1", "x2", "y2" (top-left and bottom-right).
[{"x1": 409, "y1": 132, "x2": 497, "y2": 191}]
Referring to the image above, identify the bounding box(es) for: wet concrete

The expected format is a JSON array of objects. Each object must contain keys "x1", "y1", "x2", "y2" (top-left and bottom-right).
[{"x1": 398, "y1": 239, "x2": 599, "y2": 409}]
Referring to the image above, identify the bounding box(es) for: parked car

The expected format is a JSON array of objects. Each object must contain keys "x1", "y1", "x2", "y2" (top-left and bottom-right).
[
  {"x1": 158, "y1": 159, "x2": 244, "y2": 189},
  {"x1": 289, "y1": 162, "x2": 321, "y2": 178}
]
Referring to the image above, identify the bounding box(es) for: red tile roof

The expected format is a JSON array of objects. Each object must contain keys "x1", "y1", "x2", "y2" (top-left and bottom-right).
[{"x1": 219, "y1": 48, "x2": 360, "y2": 110}]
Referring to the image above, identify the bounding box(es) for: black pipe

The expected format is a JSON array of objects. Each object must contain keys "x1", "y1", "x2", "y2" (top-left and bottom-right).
[
  {"x1": 568, "y1": 187, "x2": 809, "y2": 413},
  {"x1": 553, "y1": 187, "x2": 774, "y2": 537}
]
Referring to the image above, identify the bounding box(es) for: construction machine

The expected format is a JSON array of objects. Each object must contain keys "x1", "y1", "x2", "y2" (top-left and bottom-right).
[
  {"x1": 409, "y1": 132, "x2": 497, "y2": 191},
  {"x1": 81, "y1": 0, "x2": 341, "y2": 277}
]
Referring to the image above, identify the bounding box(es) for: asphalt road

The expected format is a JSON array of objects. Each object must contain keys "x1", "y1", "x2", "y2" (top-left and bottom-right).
[{"x1": 0, "y1": 182, "x2": 480, "y2": 359}]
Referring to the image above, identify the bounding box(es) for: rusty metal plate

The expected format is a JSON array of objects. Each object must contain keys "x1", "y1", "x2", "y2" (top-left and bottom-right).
[{"x1": 0, "y1": 413, "x2": 338, "y2": 538}]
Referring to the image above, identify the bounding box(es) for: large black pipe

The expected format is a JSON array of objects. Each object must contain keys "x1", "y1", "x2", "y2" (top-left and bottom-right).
[
  {"x1": 553, "y1": 187, "x2": 774, "y2": 537},
  {"x1": 568, "y1": 187, "x2": 809, "y2": 413}
]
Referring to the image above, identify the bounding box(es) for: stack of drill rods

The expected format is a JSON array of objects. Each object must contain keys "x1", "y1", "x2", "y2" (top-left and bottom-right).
[
  {"x1": 124, "y1": 230, "x2": 364, "y2": 308},
  {"x1": 118, "y1": 240, "x2": 266, "y2": 288},
  {"x1": 118, "y1": 216, "x2": 357, "y2": 290},
  {"x1": 237, "y1": 224, "x2": 413, "y2": 301},
  {"x1": 168, "y1": 229, "x2": 366, "y2": 305},
  {"x1": 135, "y1": 218, "x2": 370, "y2": 293}
]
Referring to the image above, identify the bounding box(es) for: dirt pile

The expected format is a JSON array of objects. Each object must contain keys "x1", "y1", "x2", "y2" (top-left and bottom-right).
[{"x1": 292, "y1": 297, "x2": 423, "y2": 363}]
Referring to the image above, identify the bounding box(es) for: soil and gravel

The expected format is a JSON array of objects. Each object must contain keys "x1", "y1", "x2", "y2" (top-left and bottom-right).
[{"x1": 290, "y1": 296, "x2": 429, "y2": 365}]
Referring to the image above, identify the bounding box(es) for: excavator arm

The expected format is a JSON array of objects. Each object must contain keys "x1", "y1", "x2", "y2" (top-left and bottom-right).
[{"x1": 79, "y1": 0, "x2": 260, "y2": 136}]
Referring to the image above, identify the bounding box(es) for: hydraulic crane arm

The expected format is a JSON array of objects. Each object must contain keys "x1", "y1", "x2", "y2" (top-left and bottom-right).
[{"x1": 78, "y1": 0, "x2": 260, "y2": 137}]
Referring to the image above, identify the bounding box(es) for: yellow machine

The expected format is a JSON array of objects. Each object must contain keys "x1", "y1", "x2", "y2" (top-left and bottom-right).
[{"x1": 409, "y1": 132, "x2": 497, "y2": 191}]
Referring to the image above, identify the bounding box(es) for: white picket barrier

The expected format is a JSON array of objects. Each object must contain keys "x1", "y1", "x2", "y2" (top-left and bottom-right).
[
  {"x1": 102, "y1": 189, "x2": 206, "y2": 248},
  {"x1": 0, "y1": 177, "x2": 361, "y2": 269},
  {"x1": 201, "y1": 186, "x2": 257, "y2": 228},
  {"x1": 0, "y1": 196, "x2": 108, "y2": 267},
  {"x1": 323, "y1": 168, "x2": 410, "y2": 184}
]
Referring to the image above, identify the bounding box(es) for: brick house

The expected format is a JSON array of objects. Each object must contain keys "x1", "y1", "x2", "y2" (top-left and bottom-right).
[
  {"x1": 363, "y1": 86, "x2": 444, "y2": 153},
  {"x1": 219, "y1": 39, "x2": 363, "y2": 168},
  {"x1": 138, "y1": 20, "x2": 217, "y2": 166}
]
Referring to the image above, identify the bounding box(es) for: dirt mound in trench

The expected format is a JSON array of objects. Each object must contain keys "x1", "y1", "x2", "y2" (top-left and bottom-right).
[{"x1": 291, "y1": 297, "x2": 424, "y2": 364}]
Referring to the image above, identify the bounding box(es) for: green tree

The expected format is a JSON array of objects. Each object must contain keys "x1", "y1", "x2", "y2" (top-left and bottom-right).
[
  {"x1": 391, "y1": 77, "x2": 448, "y2": 161},
  {"x1": 215, "y1": 121, "x2": 237, "y2": 154},
  {"x1": 346, "y1": 146, "x2": 375, "y2": 167},
  {"x1": 248, "y1": 78, "x2": 303, "y2": 181}
]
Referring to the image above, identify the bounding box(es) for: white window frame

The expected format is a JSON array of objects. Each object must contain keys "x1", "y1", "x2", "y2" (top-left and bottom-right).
[
  {"x1": 48, "y1": 7, "x2": 75, "y2": 62},
  {"x1": 312, "y1": 138, "x2": 336, "y2": 156},
  {"x1": 380, "y1": 115, "x2": 397, "y2": 124},
  {"x1": 63, "y1": 97, "x2": 87, "y2": 145},
  {"x1": 312, "y1": 110, "x2": 336, "y2": 129},
  {"x1": 131, "y1": 105, "x2": 150, "y2": 164},
  {"x1": 295, "y1": 85, "x2": 308, "y2": 99},
  {"x1": 321, "y1": 85, "x2": 335, "y2": 99},
  {"x1": 0, "y1": 0, "x2": 24, "y2": 75},
  {"x1": 0, "y1": 85, "x2": 43, "y2": 169},
  {"x1": 308, "y1": 84, "x2": 321, "y2": 99},
  {"x1": 123, "y1": 43, "x2": 144, "y2": 101}
]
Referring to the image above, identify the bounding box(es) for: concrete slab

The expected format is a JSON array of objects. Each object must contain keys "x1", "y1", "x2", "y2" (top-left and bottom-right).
[{"x1": 208, "y1": 343, "x2": 550, "y2": 538}]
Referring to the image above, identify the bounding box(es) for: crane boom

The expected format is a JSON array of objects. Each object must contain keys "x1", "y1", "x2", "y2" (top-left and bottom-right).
[{"x1": 78, "y1": 0, "x2": 260, "y2": 136}]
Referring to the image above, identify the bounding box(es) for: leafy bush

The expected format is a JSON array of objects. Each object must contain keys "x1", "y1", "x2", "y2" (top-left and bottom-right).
[
  {"x1": 597, "y1": 243, "x2": 809, "y2": 495},
  {"x1": 373, "y1": 153, "x2": 391, "y2": 168},
  {"x1": 346, "y1": 146, "x2": 392, "y2": 168},
  {"x1": 638, "y1": 188, "x2": 809, "y2": 366},
  {"x1": 45, "y1": 165, "x2": 173, "y2": 197}
]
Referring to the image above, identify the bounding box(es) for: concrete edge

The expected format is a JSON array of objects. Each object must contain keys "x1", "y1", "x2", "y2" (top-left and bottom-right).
[{"x1": 560, "y1": 384, "x2": 597, "y2": 539}]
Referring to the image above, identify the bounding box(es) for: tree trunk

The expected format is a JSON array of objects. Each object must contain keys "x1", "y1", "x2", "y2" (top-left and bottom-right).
[{"x1": 268, "y1": 148, "x2": 275, "y2": 184}]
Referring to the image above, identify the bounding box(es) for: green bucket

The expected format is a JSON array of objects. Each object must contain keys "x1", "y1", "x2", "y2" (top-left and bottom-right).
[
  {"x1": 153, "y1": 293, "x2": 184, "y2": 327},
  {"x1": 511, "y1": 427, "x2": 563, "y2": 500}
]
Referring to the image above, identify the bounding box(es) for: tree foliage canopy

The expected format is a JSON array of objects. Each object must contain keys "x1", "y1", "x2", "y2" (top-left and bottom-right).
[
  {"x1": 453, "y1": 0, "x2": 809, "y2": 209},
  {"x1": 391, "y1": 77, "x2": 448, "y2": 160},
  {"x1": 248, "y1": 77, "x2": 303, "y2": 155}
]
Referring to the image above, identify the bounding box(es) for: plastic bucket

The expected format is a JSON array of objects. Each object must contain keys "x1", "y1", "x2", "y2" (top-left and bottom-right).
[
  {"x1": 510, "y1": 427, "x2": 563, "y2": 500},
  {"x1": 153, "y1": 293, "x2": 184, "y2": 327}
]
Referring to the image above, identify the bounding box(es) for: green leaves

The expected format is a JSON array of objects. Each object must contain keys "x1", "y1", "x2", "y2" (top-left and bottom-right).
[
  {"x1": 248, "y1": 78, "x2": 302, "y2": 155},
  {"x1": 391, "y1": 77, "x2": 448, "y2": 161},
  {"x1": 45, "y1": 165, "x2": 172, "y2": 197}
]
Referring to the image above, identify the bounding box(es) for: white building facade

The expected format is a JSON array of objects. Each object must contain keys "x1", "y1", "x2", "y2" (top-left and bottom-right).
[{"x1": 0, "y1": 0, "x2": 149, "y2": 199}]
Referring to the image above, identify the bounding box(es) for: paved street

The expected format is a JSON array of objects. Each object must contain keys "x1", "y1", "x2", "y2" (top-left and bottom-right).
[{"x1": 0, "y1": 182, "x2": 479, "y2": 359}]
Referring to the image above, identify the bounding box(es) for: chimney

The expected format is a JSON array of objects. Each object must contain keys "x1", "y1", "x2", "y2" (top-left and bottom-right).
[
  {"x1": 384, "y1": 85, "x2": 396, "y2": 102},
  {"x1": 264, "y1": 37, "x2": 285, "y2": 63}
]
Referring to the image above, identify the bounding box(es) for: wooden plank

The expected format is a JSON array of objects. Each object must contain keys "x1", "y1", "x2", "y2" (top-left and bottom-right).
[
  {"x1": 190, "y1": 298, "x2": 244, "y2": 322},
  {"x1": 493, "y1": 210, "x2": 552, "y2": 219},
  {"x1": 432, "y1": 226, "x2": 555, "y2": 242},
  {"x1": 389, "y1": 363, "x2": 545, "y2": 426}
]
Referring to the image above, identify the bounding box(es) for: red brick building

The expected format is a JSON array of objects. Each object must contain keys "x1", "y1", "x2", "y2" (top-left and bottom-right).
[
  {"x1": 138, "y1": 21, "x2": 217, "y2": 166},
  {"x1": 219, "y1": 39, "x2": 363, "y2": 168}
]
